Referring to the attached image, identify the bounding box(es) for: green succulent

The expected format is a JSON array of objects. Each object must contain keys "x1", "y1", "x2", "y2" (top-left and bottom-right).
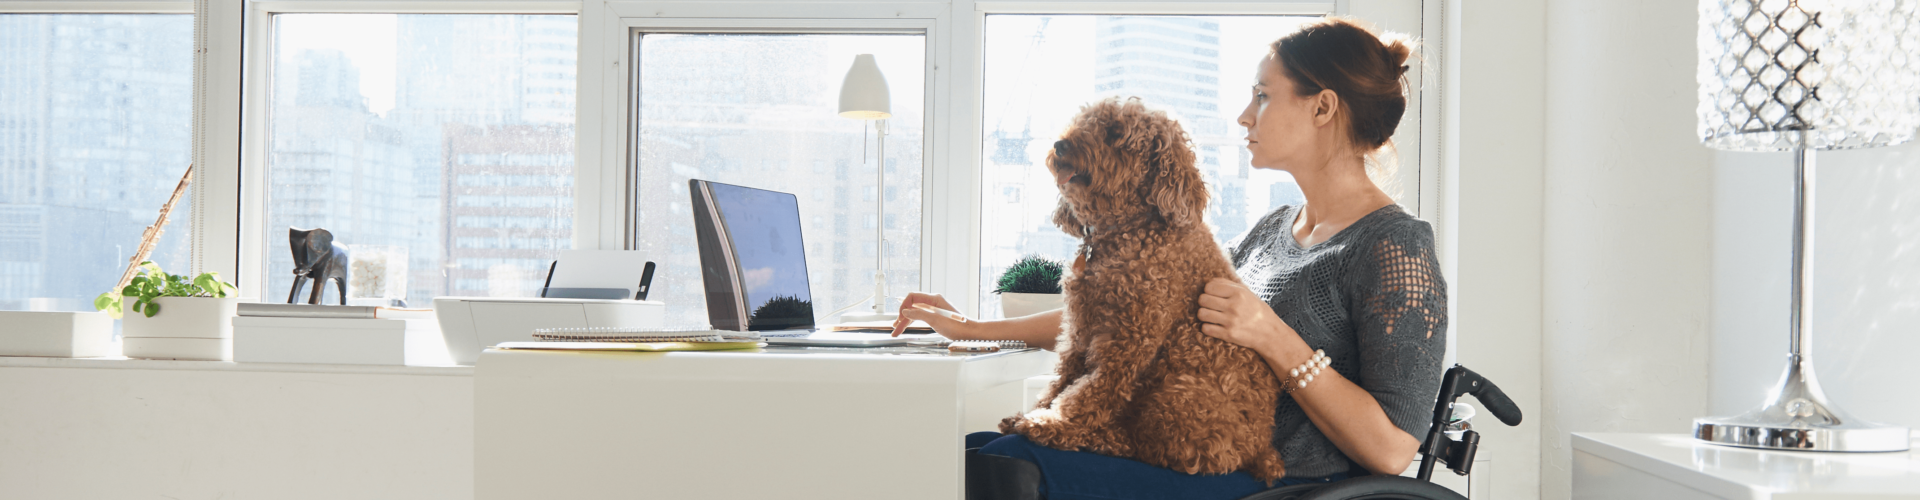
[
  {"x1": 993, "y1": 255, "x2": 1065, "y2": 295},
  {"x1": 93, "y1": 261, "x2": 237, "y2": 319}
]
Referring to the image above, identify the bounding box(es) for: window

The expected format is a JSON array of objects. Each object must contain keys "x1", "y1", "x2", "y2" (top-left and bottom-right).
[
  {"x1": 632, "y1": 33, "x2": 925, "y2": 327},
  {"x1": 0, "y1": 14, "x2": 194, "y2": 312},
  {"x1": 264, "y1": 14, "x2": 576, "y2": 305},
  {"x1": 977, "y1": 15, "x2": 1314, "y2": 317}
]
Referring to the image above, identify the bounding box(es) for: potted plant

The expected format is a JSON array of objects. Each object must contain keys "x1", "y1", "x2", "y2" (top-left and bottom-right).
[
  {"x1": 994, "y1": 255, "x2": 1065, "y2": 319},
  {"x1": 95, "y1": 261, "x2": 240, "y2": 360}
]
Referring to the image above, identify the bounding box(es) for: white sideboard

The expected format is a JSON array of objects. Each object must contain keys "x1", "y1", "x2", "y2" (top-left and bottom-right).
[{"x1": 1574, "y1": 432, "x2": 1920, "y2": 500}]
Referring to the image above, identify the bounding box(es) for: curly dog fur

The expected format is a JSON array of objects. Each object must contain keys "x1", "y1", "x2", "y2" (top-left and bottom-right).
[{"x1": 999, "y1": 97, "x2": 1287, "y2": 481}]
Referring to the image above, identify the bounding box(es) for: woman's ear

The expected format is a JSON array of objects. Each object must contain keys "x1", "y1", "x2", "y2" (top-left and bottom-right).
[
  {"x1": 1148, "y1": 140, "x2": 1208, "y2": 227},
  {"x1": 1312, "y1": 89, "x2": 1341, "y2": 128}
]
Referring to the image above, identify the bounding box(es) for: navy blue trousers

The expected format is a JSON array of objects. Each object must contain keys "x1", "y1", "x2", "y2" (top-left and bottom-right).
[{"x1": 968, "y1": 432, "x2": 1347, "y2": 500}]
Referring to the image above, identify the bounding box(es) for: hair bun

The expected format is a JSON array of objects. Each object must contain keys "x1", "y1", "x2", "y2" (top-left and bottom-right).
[{"x1": 1381, "y1": 37, "x2": 1415, "y2": 75}]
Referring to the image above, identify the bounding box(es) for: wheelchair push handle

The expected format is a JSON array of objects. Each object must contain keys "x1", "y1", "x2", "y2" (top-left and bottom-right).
[
  {"x1": 1418, "y1": 365, "x2": 1522, "y2": 482},
  {"x1": 1454, "y1": 366, "x2": 1522, "y2": 427}
]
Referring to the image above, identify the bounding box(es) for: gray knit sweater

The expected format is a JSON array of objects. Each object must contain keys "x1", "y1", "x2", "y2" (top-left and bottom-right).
[{"x1": 1225, "y1": 204, "x2": 1448, "y2": 478}]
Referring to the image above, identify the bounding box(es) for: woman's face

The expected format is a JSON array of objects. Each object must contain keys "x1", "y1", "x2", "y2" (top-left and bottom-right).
[{"x1": 1237, "y1": 56, "x2": 1331, "y2": 172}]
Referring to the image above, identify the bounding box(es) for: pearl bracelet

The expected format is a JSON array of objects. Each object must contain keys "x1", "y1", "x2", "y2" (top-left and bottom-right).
[{"x1": 1281, "y1": 349, "x2": 1331, "y2": 393}]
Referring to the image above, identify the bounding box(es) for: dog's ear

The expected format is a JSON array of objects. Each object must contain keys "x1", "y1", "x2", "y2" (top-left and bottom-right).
[
  {"x1": 1148, "y1": 141, "x2": 1206, "y2": 226},
  {"x1": 1112, "y1": 102, "x2": 1206, "y2": 227}
]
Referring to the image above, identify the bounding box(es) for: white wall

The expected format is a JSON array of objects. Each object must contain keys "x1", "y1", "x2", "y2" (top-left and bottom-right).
[
  {"x1": 0, "y1": 361, "x2": 472, "y2": 500},
  {"x1": 1441, "y1": 1, "x2": 1546, "y2": 499},
  {"x1": 1711, "y1": 142, "x2": 1920, "y2": 430},
  {"x1": 1540, "y1": 1, "x2": 1716, "y2": 499}
]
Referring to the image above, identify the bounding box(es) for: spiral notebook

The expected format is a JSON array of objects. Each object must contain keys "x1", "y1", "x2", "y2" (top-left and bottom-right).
[{"x1": 944, "y1": 340, "x2": 1029, "y2": 352}]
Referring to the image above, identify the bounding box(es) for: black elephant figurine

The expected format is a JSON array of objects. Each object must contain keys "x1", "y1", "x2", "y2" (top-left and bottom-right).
[{"x1": 288, "y1": 227, "x2": 351, "y2": 305}]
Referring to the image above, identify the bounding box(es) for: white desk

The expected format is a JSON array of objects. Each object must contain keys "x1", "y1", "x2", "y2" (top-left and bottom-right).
[
  {"x1": 474, "y1": 345, "x2": 1054, "y2": 499},
  {"x1": 1574, "y1": 432, "x2": 1920, "y2": 500}
]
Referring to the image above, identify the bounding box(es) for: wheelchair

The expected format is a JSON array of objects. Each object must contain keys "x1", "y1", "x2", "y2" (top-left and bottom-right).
[{"x1": 967, "y1": 365, "x2": 1523, "y2": 500}]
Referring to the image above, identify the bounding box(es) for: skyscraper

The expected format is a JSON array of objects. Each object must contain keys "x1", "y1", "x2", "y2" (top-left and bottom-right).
[
  {"x1": 265, "y1": 14, "x2": 578, "y2": 304},
  {"x1": 385, "y1": 15, "x2": 578, "y2": 301},
  {"x1": 265, "y1": 48, "x2": 416, "y2": 303},
  {"x1": 1092, "y1": 16, "x2": 1250, "y2": 240},
  {"x1": 0, "y1": 14, "x2": 195, "y2": 310},
  {"x1": 440, "y1": 123, "x2": 572, "y2": 297}
]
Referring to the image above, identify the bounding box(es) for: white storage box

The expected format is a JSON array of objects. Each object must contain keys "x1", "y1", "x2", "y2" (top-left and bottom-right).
[
  {"x1": 233, "y1": 316, "x2": 405, "y2": 365},
  {"x1": 433, "y1": 297, "x2": 664, "y2": 365},
  {"x1": 0, "y1": 311, "x2": 115, "y2": 357}
]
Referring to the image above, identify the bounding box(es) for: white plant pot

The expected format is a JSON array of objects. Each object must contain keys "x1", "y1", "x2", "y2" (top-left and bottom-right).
[
  {"x1": 121, "y1": 296, "x2": 240, "y2": 361},
  {"x1": 1000, "y1": 292, "x2": 1064, "y2": 319}
]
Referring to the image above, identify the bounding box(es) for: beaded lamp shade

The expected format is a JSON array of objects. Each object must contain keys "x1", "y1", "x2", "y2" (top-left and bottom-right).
[{"x1": 1697, "y1": 0, "x2": 1920, "y2": 151}]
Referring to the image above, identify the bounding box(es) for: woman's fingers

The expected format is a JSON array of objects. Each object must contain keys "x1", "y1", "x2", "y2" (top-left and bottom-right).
[
  {"x1": 898, "y1": 303, "x2": 966, "y2": 337},
  {"x1": 1196, "y1": 307, "x2": 1228, "y2": 325},
  {"x1": 1204, "y1": 278, "x2": 1241, "y2": 297},
  {"x1": 1197, "y1": 293, "x2": 1231, "y2": 311},
  {"x1": 893, "y1": 292, "x2": 950, "y2": 334},
  {"x1": 894, "y1": 305, "x2": 937, "y2": 336},
  {"x1": 1200, "y1": 323, "x2": 1228, "y2": 338}
]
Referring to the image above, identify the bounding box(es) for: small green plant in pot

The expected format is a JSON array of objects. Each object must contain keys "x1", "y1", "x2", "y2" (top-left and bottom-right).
[
  {"x1": 96, "y1": 261, "x2": 241, "y2": 361},
  {"x1": 994, "y1": 255, "x2": 1065, "y2": 318},
  {"x1": 94, "y1": 261, "x2": 237, "y2": 319}
]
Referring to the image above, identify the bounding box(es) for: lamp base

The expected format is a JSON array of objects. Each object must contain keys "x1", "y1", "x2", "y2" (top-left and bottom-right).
[
  {"x1": 1694, "y1": 416, "x2": 1908, "y2": 452},
  {"x1": 1693, "y1": 354, "x2": 1910, "y2": 452}
]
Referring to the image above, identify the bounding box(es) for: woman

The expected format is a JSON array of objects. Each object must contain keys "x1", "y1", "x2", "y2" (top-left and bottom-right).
[{"x1": 894, "y1": 17, "x2": 1445, "y2": 499}]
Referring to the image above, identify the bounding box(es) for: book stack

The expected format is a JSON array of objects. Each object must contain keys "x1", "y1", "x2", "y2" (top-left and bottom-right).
[{"x1": 231, "y1": 304, "x2": 442, "y2": 365}]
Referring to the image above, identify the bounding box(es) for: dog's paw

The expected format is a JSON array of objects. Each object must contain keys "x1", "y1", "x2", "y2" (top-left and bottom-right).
[
  {"x1": 1249, "y1": 450, "x2": 1288, "y2": 484},
  {"x1": 1002, "y1": 409, "x2": 1095, "y2": 451}
]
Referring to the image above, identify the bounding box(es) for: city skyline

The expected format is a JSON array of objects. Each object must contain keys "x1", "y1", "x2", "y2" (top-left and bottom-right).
[
  {"x1": 266, "y1": 14, "x2": 577, "y2": 306},
  {"x1": 0, "y1": 14, "x2": 196, "y2": 311}
]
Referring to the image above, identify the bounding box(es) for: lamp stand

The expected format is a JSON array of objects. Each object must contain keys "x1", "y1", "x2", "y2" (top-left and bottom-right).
[
  {"x1": 841, "y1": 118, "x2": 896, "y2": 324},
  {"x1": 1693, "y1": 147, "x2": 1910, "y2": 452}
]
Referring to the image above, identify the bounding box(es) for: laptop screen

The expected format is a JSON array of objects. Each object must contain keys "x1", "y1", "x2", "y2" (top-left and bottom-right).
[{"x1": 691, "y1": 180, "x2": 816, "y2": 331}]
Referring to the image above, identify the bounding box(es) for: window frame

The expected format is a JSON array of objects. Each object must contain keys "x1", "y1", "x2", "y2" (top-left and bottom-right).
[
  {"x1": 0, "y1": 1, "x2": 190, "y2": 13},
  {"x1": 601, "y1": 10, "x2": 945, "y2": 323},
  {"x1": 189, "y1": 0, "x2": 1439, "y2": 319},
  {"x1": 221, "y1": 0, "x2": 582, "y2": 298},
  {"x1": 0, "y1": 1, "x2": 195, "y2": 312}
]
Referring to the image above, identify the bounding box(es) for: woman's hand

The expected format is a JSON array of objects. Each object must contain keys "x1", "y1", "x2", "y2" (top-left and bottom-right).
[
  {"x1": 892, "y1": 292, "x2": 976, "y2": 337},
  {"x1": 1196, "y1": 278, "x2": 1295, "y2": 353}
]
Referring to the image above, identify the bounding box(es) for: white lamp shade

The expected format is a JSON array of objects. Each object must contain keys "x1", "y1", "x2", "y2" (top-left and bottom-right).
[
  {"x1": 1697, "y1": 0, "x2": 1920, "y2": 151},
  {"x1": 838, "y1": 54, "x2": 892, "y2": 119}
]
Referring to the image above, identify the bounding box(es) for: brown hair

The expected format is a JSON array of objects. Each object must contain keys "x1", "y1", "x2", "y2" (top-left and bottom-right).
[{"x1": 1271, "y1": 17, "x2": 1415, "y2": 155}]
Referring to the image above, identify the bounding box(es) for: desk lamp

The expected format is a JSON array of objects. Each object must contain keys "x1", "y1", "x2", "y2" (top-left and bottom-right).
[
  {"x1": 835, "y1": 54, "x2": 897, "y2": 323},
  {"x1": 1693, "y1": 0, "x2": 1918, "y2": 452}
]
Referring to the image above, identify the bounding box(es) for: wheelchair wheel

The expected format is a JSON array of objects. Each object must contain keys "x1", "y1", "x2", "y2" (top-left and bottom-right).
[{"x1": 1234, "y1": 476, "x2": 1467, "y2": 500}]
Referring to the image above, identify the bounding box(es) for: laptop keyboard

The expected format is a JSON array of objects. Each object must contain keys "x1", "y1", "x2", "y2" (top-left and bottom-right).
[{"x1": 757, "y1": 330, "x2": 815, "y2": 338}]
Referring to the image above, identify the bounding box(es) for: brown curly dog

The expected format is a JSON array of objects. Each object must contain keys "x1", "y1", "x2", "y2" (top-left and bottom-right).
[{"x1": 999, "y1": 97, "x2": 1287, "y2": 481}]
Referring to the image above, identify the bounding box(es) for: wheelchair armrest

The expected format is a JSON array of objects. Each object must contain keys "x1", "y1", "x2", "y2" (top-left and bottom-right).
[{"x1": 1234, "y1": 476, "x2": 1468, "y2": 500}]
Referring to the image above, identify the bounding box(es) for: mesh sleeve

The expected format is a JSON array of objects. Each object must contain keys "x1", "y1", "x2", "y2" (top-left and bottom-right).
[{"x1": 1348, "y1": 219, "x2": 1449, "y2": 439}]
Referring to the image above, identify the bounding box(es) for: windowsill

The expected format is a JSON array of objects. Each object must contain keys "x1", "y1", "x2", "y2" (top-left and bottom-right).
[{"x1": 0, "y1": 355, "x2": 473, "y2": 377}]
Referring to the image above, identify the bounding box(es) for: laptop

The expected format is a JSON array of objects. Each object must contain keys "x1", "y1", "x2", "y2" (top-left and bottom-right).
[{"x1": 688, "y1": 179, "x2": 921, "y2": 347}]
